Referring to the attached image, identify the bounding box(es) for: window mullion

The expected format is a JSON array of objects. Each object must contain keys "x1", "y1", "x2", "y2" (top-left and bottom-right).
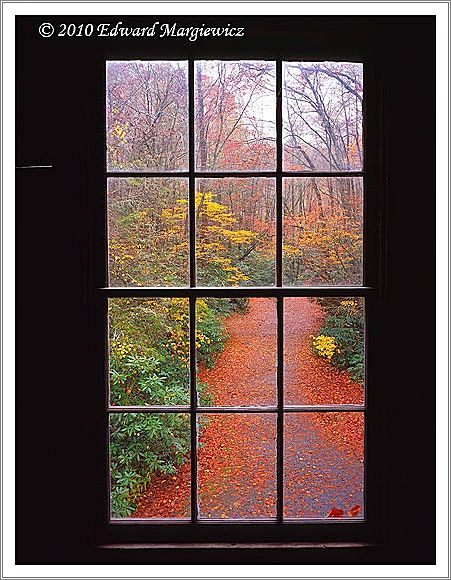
[
  {"x1": 100, "y1": 287, "x2": 374, "y2": 298},
  {"x1": 104, "y1": 171, "x2": 365, "y2": 178},
  {"x1": 188, "y1": 59, "x2": 199, "y2": 524},
  {"x1": 276, "y1": 60, "x2": 284, "y2": 524},
  {"x1": 276, "y1": 296, "x2": 284, "y2": 523},
  {"x1": 106, "y1": 405, "x2": 366, "y2": 414},
  {"x1": 189, "y1": 296, "x2": 198, "y2": 523},
  {"x1": 189, "y1": 58, "x2": 196, "y2": 289},
  {"x1": 276, "y1": 60, "x2": 283, "y2": 288}
]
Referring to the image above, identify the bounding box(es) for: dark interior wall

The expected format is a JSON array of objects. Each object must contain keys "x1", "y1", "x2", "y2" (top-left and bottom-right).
[
  {"x1": 15, "y1": 15, "x2": 435, "y2": 564},
  {"x1": 380, "y1": 17, "x2": 436, "y2": 564}
]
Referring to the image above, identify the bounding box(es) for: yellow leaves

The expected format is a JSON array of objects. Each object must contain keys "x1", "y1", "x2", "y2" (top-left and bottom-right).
[
  {"x1": 160, "y1": 192, "x2": 249, "y2": 263},
  {"x1": 169, "y1": 298, "x2": 189, "y2": 324},
  {"x1": 340, "y1": 299, "x2": 357, "y2": 313},
  {"x1": 196, "y1": 242, "x2": 226, "y2": 256},
  {"x1": 109, "y1": 239, "x2": 140, "y2": 266},
  {"x1": 111, "y1": 339, "x2": 134, "y2": 360},
  {"x1": 164, "y1": 298, "x2": 190, "y2": 363},
  {"x1": 312, "y1": 335, "x2": 337, "y2": 361},
  {"x1": 222, "y1": 229, "x2": 257, "y2": 245},
  {"x1": 196, "y1": 329, "x2": 211, "y2": 347},
  {"x1": 161, "y1": 206, "x2": 186, "y2": 223},
  {"x1": 211, "y1": 256, "x2": 249, "y2": 286},
  {"x1": 283, "y1": 243, "x2": 302, "y2": 256},
  {"x1": 227, "y1": 272, "x2": 250, "y2": 285},
  {"x1": 195, "y1": 192, "x2": 236, "y2": 225},
  {"x1": 204, "y1": 225, "x2": 230, "y2": 237},
  {"x1": 112, "y1": 123, "x2": 128, "y2": 142},
  {"x1": 169, "y1": 242, "x2": 189, "y2": 257},
  {"x1": 171, "y1": 191, "x2": 236, "y2": 224},
  {"x1": 204, "y1": 201, "x2": 234, "y2": 224},
  {"x1": 111, "y1": 186, "x2": 262, "y2": 287},
  {"x1": 285, "y1": 206, "x2": 362, "y2": 278},
  {"x1": 196, "y1": 299, "x2": 208, "y2": 323},
  {"x1": 167, "y1": 324, "x2": 210, "y2": 366}
]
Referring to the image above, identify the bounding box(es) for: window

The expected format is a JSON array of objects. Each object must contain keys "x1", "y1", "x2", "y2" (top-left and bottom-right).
[{"x1": 103, "y1": 58, "x2": 368, "y2": 528}]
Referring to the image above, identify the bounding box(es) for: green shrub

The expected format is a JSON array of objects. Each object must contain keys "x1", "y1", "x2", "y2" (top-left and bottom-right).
[
  {"x1": 108, "y1": 296, "x2": 233, "y2": 515},
  {"x1": 195, "y1": 300, "x2": 228, "y2": 369},
  {"x1": 110, "y1": 353, "x2": 189, "y2": 406},
  {"x1": 204, "y1": 296, "x2": 249, "y2": 317},
  {"x1": 110, "y1": 413, "x2": 190, "y2": 518},
  {"x1": 239, "y1": 252, "x2": 275, "y2": 287},
  {"x1": 313, "y1": 298, "x2": 364, "y2": 383}
]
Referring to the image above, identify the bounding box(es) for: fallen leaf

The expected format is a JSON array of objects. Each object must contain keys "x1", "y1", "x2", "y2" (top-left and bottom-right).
[
  {"x1": 348, "y1": 504, "x2": 361, "y2": 517},
  {"x1": 327, "y1": 508, "x2": 344, "y2": 517}
]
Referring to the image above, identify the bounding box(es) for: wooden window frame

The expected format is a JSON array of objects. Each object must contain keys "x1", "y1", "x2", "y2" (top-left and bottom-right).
[
  {"x1": 103, "y1": 58, "x2": 371, "y2": 529},
  {"x1": 97, "y1": 56, "x2": 378, "y2": 545}
]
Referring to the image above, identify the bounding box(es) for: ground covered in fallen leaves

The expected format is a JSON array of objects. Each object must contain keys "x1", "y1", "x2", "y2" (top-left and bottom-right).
[{"x1": 133, "y1": 297, "x2": 364, "y2": 519}]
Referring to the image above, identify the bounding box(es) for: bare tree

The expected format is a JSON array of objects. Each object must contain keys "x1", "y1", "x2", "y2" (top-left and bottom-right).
[
  {"x1": 195, "y1": 61, "x2": 276, "y2": 171},
  {"x1": 107, "y1": 61, "x2": 189, "y2": 171},
  {"x1": 283, "y1": 62, "x2": 363, "y2": 171}
]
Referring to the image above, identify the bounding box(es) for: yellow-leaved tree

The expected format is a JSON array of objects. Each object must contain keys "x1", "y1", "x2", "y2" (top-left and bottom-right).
[{"x1": 162, "y1": 191, "x2": 259, "y2": 286}]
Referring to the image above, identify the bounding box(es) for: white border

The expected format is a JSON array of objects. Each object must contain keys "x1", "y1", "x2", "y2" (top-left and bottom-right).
[
  {"x1": 1, "y1": 1, "x2": 449, "y2": 17},
  {"x1": 2, "y1": 1, "x2": 449, "y2": 578}
]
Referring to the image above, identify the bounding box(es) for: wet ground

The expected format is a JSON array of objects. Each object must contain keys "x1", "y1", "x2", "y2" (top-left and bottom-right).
[{"x1": 133, "y1": 297, "x2": 364, "y2": 519}]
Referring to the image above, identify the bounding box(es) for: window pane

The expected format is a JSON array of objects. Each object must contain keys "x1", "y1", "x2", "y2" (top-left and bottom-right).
[
  {"x1": 109, "y1": 413, "x2": 190, "y2": 519},
  {"x1": 106, "y1": 61, "x2": 188, "y2": 171},
  {"x1": 195, "y1": 178, "x2": 276, "y2": 286},
  {"x1": 108, "y1": 178, "x2": 189, "y2": 287},
  {"x1": 283, "y1": 62, "x2": 363, "y2": 171},
  {"x1": 195, "y1": 61, "x2": 276, "y2": 171},
  {"x1": 283, "y1": 177, "x2": 363, "y2": 286},
  {"x1": 196, "y1": 298, "x2": 277, "y2": 407},
  {"x1": 284, "y1": 297, "x2": 364, "y2": 406},
  {"x1": 108, "y1": 298, "x2": 189, "y2": 406},
  {"x1": 198, "y1": 414, "x2": 276, "y2": 519},
  {"x1": 284, "y1": 412, "x2": 364, "y2": 519}
]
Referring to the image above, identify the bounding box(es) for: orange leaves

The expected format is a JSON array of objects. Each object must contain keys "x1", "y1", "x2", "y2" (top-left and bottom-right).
[
  {"x1": 348, "y1": 504, "x2": 361, "y2": 517},
  {"x1": 283, "y1": 189, "x2": 363, "y2": 285},
  {"x1": 132, "y1": 298, "x2": 363, "y2": 520},
  {"x1": 133, "y1": 460, "x2": 192, "y2": 519},
  {"x1": 196, "y1": 413, "x2": 277, "y2": 519},
  {"x1": 198, "y1": 299, "x2": 277, "y2": 407}
]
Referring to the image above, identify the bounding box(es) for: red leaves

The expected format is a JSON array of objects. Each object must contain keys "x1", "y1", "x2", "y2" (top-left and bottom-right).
[
  {"x1": 327, "y1": 505, "x2": 361, "y2": 518},
  {"x1": 327, "y1": 508, "x2": 344, "y2": 518}
]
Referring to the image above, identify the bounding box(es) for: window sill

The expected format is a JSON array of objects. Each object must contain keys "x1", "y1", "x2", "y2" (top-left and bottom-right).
[
  {"x1": 98, "y1": 541, "x2": 376, "y2": 550},
  {"x1": 92, "y1": 541, "x2": 381, "y2": 563}
]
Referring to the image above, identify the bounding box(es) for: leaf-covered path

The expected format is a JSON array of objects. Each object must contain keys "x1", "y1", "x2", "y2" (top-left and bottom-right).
[{"x1": 134, "y1": 298, "x2": 364, "y2": 519}]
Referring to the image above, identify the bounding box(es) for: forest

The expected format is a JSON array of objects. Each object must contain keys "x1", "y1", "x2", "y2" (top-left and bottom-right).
[{"x1": 106, "y1": 60, "x2": 364, "y2": 518}]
